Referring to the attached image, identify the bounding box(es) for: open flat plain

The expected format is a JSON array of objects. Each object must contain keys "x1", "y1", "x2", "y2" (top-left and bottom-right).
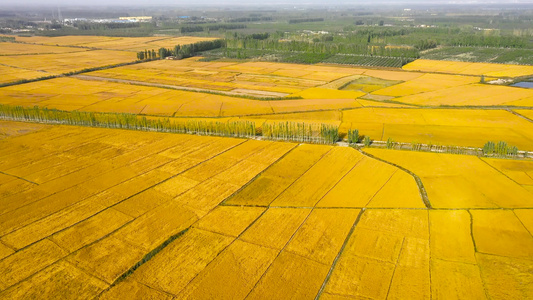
[{"x1": 0, "y1": 35, "x2": 532, "y2": 299}]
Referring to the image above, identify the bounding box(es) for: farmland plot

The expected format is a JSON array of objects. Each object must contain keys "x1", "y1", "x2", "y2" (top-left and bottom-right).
[
  {"x1": 12, "y1": 35, "x2": 217, "y2": 52},
  {"x1": 0, "y1": 122, "x2": 295, "y2": 297},
  {"x1": 365, "y1": 148, "x2": 533, "y2": 208},
  {"x1": 343, "y1": 108, "x2": 533, "y2": 150},
  {"x1": 403, "y1": 59, "x2": 533, "y2": 77},
  {"x1": 0, "y1": 50, "x2": 136, "y2": 75},
  {"x1": 0, "y1": 121, "x2": 532, "y2": 299},
  {"x1": 1, "y1": 45, "x2": 533, "y2": 300}
]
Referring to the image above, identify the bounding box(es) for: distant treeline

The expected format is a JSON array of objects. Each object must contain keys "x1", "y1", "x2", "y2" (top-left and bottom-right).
[
  {"x1": 340, "y1": 27, "x2": 529, "y2": 49},
  {"x1": 180, "y1": 24, "x2": 246, "y2": 33},
  {"x1": 225, "y1": 36, "x2": 419, "y2": 58},
  {"x1": 137, "y1": 39, "x2": 224, "y2": 60},
  {"x1": 447, "y1": 35, "x2": 527, "y2": 48},
  {"x1": 74, "y1": 22, "x2": 141, "y2": 30},
  {"x1": 227, "y1": 17, "x2": 272, "y2": 23},
  {"x1": 288, "y1": 18, "x2": 324, "y2": 24}
]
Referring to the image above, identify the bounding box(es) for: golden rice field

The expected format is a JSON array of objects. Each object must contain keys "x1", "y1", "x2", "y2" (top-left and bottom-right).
[
  {"x1": 515, "y1": 109, "x2": 533, "y2": 121},
  {"x1": 0, "y1": 42, "x2": 89, "y2": 55},
  {"x1": 0, "y1": 77, "x2": 364, "y2": 116},
  {"x1": 393, "y1": 83, "x2": 533, "y2": 106},
  {"x1": 239, "y1": 107, "x2": 533, "y2": 150},
  {"x1": 12, "y1": 35, "x2": 217, "y2": 52},
  {"x1": 87, "y1": 58, "x2": 368, "y2": 96},
  {"x1": 0, "y1": 65, "x2": 49, "y2": 84},
  {"x1": 0, "y1": 121, "x2": 531, "y2": 299},
  {"x1": 82, "y1": 57, "x2": 533, "y2": 107},
  {"x1": 1, "y1": 77, "x2": 532, "y2": 149},
  {"x1": 341, "y1": 108, "x2": 533, "y2": 150},
  {"x1": 0, "y1": 50, "x2": 136, "y2": 76},
  {"x1": 403, "y1": 59, "x2": 533, "y2": 77},
  {"x1": 0, "y1": 37, "x2": 217, "y2": 85},
  {"x1": 1, "y1": 36, "x2": 533, "y2": 299},
  {"x1": 365, "y1": 148, "x2": 533, "y2": 208}
]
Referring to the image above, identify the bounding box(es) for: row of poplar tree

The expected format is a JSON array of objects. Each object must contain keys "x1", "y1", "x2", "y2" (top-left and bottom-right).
[{"x1": 136, "y1": 39, "x2": 224, "y2": 60}]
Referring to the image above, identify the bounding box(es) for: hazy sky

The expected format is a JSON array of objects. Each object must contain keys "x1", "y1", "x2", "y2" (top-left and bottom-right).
[{"x1": 2, "y1": 0, "x2": 532, "y2": 6}]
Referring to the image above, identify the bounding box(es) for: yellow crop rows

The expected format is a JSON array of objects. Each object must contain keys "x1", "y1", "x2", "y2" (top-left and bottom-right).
[
  {"x1": 12, "y1": 35, "x2": 217, "y2": 52},
  {"x1": 404, "y1": 59, "x2": 533, "y2": 77},
  {"x1": 0, "y1": 42, "x2": 88, "y2": 55},
  {"x1": 0, "y1": 76, "x2": 365, "y2": 117},
  {"x1": 371, "y1": 73, "x2": 480, "y2": 97},
  {"x1": 0, "y1": 65, "x2": 50, "y2": 84},
  {"x1": 0, "y1": 120, "x2": 532, "y2": 299},
  {"x1": 2, "y1": 35, "x2": 533, "y2": 299},
  {"x1": 343, "y1": 108, "x2": 533, "y2": 150},
  {"x1": 395, "y1": 83, "x2": 533, "y2": 106},
  {"x1": 87, "y1": 58, "x2": 369, "y2": 98},
  {"x1": 0, "y1": 50, "x2": 136, "y2": 75},
  {"x1": 322, "y1": 209, "x2": 430, "y2": 299},
  {"x1": 365, "y1": 148, "x2": 533, "y2": 208}
]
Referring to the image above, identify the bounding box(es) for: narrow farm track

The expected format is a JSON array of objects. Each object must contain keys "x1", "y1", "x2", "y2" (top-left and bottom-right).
[
  {"x1": 0, "y1": 122, "x2": 531, "y2": 299},
  {"x1": 509, "y1": 109, "x2": 533, "y2": 123}
]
